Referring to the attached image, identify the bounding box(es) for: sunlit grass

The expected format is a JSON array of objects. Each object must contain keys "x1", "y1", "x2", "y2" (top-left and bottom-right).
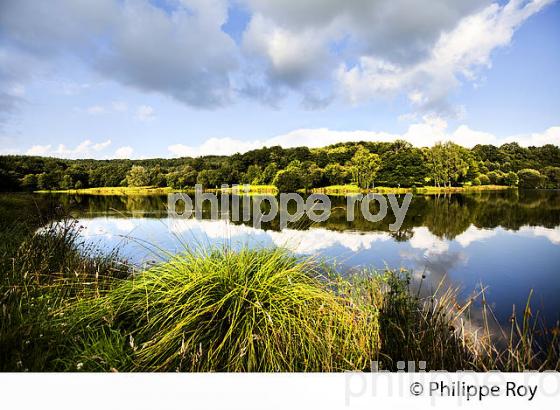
[
  {"x1": 66, "y1": 247, "x2": 379, "y2": 371},
  {"x1": 312, "y1": 184, "x2": 512, "y2": 195},
  {"x1": 218, "y1": 184, "x2": 279, "y2": 195},
  {"x1": 35, "y1": 186, "x2": 180, "y2": 195}
]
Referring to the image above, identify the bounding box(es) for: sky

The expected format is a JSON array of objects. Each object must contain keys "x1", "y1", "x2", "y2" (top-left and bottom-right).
[{"x1": 0, "y1": 0, "x2": 559, "y2": 159}]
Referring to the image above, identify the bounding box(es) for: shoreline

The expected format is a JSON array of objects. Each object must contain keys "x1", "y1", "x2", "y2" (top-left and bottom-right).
[
  {"x1": 311, "y1": 184, "x2": 514, "y2": 195},
  {"x1": 35, "y1": 184, "x2": 514, "y2": 196}
]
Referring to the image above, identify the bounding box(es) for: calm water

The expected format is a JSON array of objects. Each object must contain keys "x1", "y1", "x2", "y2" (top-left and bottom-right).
[{"x1": 50, "y1": 190, "x2": 560, "y2": 325}]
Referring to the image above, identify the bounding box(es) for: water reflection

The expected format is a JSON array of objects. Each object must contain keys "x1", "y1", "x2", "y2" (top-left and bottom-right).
[
  {"x1": 49, "y1": 190, "x2": 560, "y2": 325},
  {"x1": 55, "y1": 189, "x2": 560, "y2": 237}
]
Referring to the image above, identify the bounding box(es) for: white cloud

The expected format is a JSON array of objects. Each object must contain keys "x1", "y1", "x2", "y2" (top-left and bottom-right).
[
  {"x1": 506, "y1": 126, "x2": 560, "y2": 147},
  {"x1": 169, "y1": 137, "x2": 263, "y2": 157},
  {"x1": 93, "y1": 140, "x2": 112, "y2": 151},
  {"x1": 0, "y1": 0, "x2": 554, "y2": 115},
  {"x1": 26, "y1": 144, "x2": 53, "y2": 156},
  {"x1": 268, "y1": 228, "x2": 390, "y2": 254},
  {"x1": 114, "y1": 146, "x2": 134, "y2": 159},
  {"x1": 20, "y1": 119, "x2": 559, "y2": 160},
  {"x1": 397, "y1": 112, "x2": 418, "y2": 123},
  {"x1": 450, "y1": 125, "x2": 497, "y2": 147},
  {"x1": 242, "y1": 13, "x2": 333, "y2": 90},
  {"x1": 518, "y1": 225, "x2": 560, "y2": 245},
  {"x1": 408, "y1": 227, "x2": 449, "y2": 256},
  {"x1": 168, "y1": 218, "x2": 391, "y2": 254},
  {"x1": 337, "y1": 0, "x2": 554, "y2": 111},
  {"x1": 167, "y1": 119, "x2": 560, "y2": 157},
  {"x1": 0, "y1": 0, "x2": 238, "y2": 109},
  {"x1": 455, "y1": 225, "x2": 497, "y2": 247},
  {"x1": 25, "y1": 139, "x2": 112, "y2": 158},
  {"x1": 135, "y1": 105, "x2": 155, "y2": 121}
]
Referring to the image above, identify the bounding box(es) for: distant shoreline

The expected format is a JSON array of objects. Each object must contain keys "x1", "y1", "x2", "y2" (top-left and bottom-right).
[{"x1": 34, "y1": 184, "x2": 514, "y2": 196}]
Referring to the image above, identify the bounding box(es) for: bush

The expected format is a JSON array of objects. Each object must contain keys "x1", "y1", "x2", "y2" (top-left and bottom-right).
[
  {"x1": 72, "y1": 248, "x2": 379, "y2": 371},
  {"x1": 542, "y1": 166, "x2": 560, "y2": 189},
  {"x1": 503, "y1": 171, "x2": 519, "y2": 187},
  {"x1": 126, "y1": 166, "x2": 150, "y2": 187},
  {"x1": 517, "y1": 169, "x2": 544, "y2": 189},
  {"x1": 487, "y1": 171, "x2": 504, "y2": 185},
  {"x1": 478, "y1": 174, "x2": 490, "y2": 185},
  {"x1": 273, "y1": 168, "x2": 302, "y2": 192},
  {"x1": 471, "y1": 177, "x2": 481, "y2": 186}
]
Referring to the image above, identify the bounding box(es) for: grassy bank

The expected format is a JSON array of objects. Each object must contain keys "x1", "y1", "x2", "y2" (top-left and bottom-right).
[
  {"x1": 37, "y1": 184, "x2": 512, "y2": 197},
  {"x1": 312, "y1": 184, "x2": 513, "y2": 195},
  {"x1": 218, "y1": 184, "x2": 278, "y2": 195},
  {"x1": 36, "y1": 184, "x2": 279, "y2": 196},
  {"x1": 35, "y1": 186, "x2": 179, "y2": 195},
  {"x1": 1, "y1": 218, "x2": 558, "y2": 371}
]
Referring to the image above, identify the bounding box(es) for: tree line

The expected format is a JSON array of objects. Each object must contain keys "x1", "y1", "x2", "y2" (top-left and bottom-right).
[{"x1": 1, "y1": 140, "x2": 560, "y2": 192}]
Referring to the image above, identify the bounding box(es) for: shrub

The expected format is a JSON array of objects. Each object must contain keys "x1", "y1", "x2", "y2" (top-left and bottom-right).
[
  {"x1": 471, "y1": 177, "x2": 481, "y2": 186},
  {"x1": 542, "y1": 166, "x2": 560, "y2": 189},
  {"x1": 478, "y1": 174, "x2": 490, "y2": 185},
  {"x1": 273, "y1": 168, "x2": 302, "y2": 192},
  {"x1": 487, "y1": 171, "x2": 504, "y2": 185},
  {"x1": 73, "y1": 248, "x2": 379, "y2": 371},
  {"x1": 517, "y1": 169, "x2": 544, "y2": 189},
  {"x1": 126, "y1": 166, "x2": 150, "y2": 187},
  {"x1": 503, "y1": 171, "x2": 519, "y2": 187}
]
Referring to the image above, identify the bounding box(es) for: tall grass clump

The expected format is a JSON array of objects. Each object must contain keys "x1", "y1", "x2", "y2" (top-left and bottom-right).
[
  {"x1": 0, "y1": 205, "x2": 130, "y2": 371},
  {"x1": 352, "y1": 271, "x2": 560, "y2": 371},
  {"x1": 67, "y1": 248, "x2": 379, "y2": 372}
]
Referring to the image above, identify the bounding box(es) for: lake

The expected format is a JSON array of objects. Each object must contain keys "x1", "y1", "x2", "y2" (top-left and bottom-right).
[{"x1": 47, "y1": 190, "x2": 560, "y2": 327}]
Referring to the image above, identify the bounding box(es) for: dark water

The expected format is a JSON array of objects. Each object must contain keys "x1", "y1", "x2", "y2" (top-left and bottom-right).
[{"x1": 50, "y1": 190, "x2": 560, "y2": 325}]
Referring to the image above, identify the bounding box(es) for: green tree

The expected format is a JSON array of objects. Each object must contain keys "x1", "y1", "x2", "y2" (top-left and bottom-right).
[
  {"x1": 273, "y1": 169, "x2": 301, "y2": 192},
  {"x1": 166, "y1": 172, "x2": 183, "y2": 189},
  {"x1": 503, "y1": 171, "x2": 519, "y2": 187},
  {"x1": 324, "y1": 163, "x2": 350, "y2": 185},
  {"x1": 427, "y1": 142, "x2": 469, "y2": 187},
  {"x1": 377, "y1": 144, "x2": 428, "y2": 186},
  {"x1": 542, "y1": 166, "x2": 560, "y2": 189},
  {"x1": 478, "y1": 174, "x2": 490, "y2": 185},
  {"x1": 261, "y1": 163, "x2": 279, "y2": 184},
  {"x1": 301, "y1": 163, "x2": 323, "y2": 191},
  {"x1": 126, "y1": 165, "x2": 150, "y2": 187},
  {"x1": 426, "y1": 144, "x2": 446, "y2": 187},
  {"x1": 245, "y1": 164, "x2": 262, "y2": 184},
  {"x1": 487, "y1": 171, "x2": 504, "y2": 185},
  {"x1": 326, "y1": 146, "x2": 354, "y2": 164},
  {"x1": 167, "y1": 165, "x2": 199, "y2": 188},
  {"x1": 272, "y1": 161, "x2": 305, "y2": 192},
  {"x1": 36, "y1": 173, "x2": 52, "y2": 190},
  {"x1": 349, "y1": 146, "x2": 381, "y2": 189},
  {"x1": 196, "y1": 169, "x2": 220, "y2": 188},
  {"x1": 60, "y1": 174, "x2": 73, "y2": 190},
  {"x1": 21, "y1": 174, "x2": 38, "y2": 191},
  {"x1": 517, "y1": 169, "x2": 544, "y2": 189},
  {"x1": 148, "y1": 165, "x2": 167, "y2": 187}
]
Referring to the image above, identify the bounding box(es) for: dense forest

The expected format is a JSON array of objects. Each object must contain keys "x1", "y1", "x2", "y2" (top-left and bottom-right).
[{"x1": 1, "y1": 140, "x2": 560, "y2": 192}]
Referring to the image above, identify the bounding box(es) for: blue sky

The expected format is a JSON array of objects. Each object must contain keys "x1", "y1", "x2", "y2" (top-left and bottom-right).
[{"x1": 0, "y1": 0, "x2": 559, "y2": 159}]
